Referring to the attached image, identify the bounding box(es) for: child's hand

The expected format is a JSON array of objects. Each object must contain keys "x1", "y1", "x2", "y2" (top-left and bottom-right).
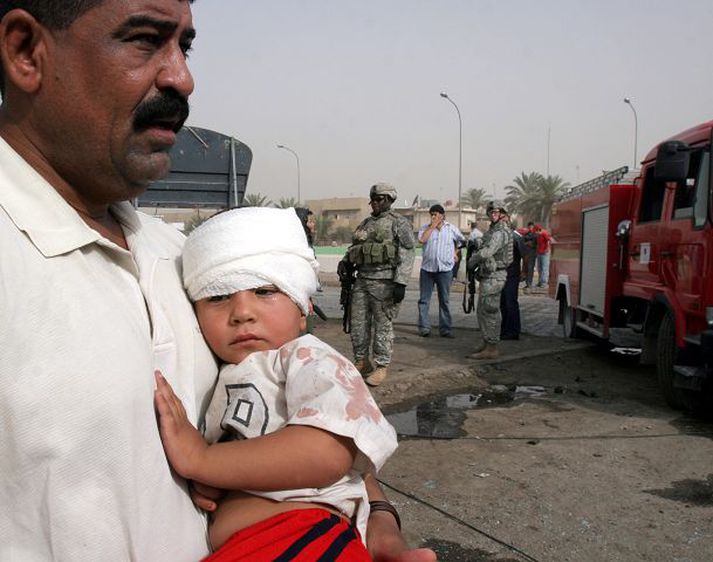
[
  {"x1": 189, "y1": 481, "x2": 226, "y2": 513},
  {"x1": 367, "y1": 511, "x2": 437, "y2": 562},
  {"x1": 154, "y1": 371, "x2": 208, "y2": 480}
]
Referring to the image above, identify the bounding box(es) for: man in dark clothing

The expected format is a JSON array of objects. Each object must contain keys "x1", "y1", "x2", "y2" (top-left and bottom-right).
[
  {"x1": 500, "y1": 219, "x2": 522, "y2": 340},
  {"x1": 521, "y1": 221, "x2": 537, "y2": 291}
]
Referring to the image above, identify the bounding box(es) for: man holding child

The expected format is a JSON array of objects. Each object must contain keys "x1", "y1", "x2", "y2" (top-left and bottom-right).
[{"x1": 0, "y1": 1, "x2": 434, "y2": 560}]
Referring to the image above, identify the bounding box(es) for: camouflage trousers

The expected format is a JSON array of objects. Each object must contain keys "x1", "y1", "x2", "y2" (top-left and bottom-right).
[
  {"x1": 350, "y1": 277, "x2": 401, "y2": 367},
  {"x1": 477, "y1": 274, "x2": 506, "y2": 344}
]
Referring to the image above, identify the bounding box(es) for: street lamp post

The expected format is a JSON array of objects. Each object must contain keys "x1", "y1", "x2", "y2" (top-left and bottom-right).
[
  {"x1": 440, "y1": 91, "x2": 462, "y2": 230},
  {"x1": 276, "y1": 144, "x2": 301, "y2": 203},
  {"x1": 623, "y1": 97, "x2": 638, "y2": 169}
]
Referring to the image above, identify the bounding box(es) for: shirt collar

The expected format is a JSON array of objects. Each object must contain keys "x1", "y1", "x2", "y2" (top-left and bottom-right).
[{"x1": 0, "y1": 136, "x2": 163, "y2": 258}]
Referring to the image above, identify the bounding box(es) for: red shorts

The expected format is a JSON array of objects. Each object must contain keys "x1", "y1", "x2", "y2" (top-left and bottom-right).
[{"x1": 203, "y1": 507, "x2": 371, "y2": 561}]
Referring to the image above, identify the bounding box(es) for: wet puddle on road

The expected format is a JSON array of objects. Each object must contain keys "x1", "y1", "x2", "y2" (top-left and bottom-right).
[{"x1": 387, "y1": 386, "x2": 547, "y2": 438}]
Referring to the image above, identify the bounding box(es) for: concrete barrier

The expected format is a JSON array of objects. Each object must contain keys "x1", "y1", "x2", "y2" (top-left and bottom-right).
[{"x1": 315, "y1": 254, "x2": 469, "y2": 285}]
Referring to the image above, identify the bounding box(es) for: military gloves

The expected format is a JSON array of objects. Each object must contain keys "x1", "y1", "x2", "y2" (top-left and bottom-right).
[{"x1": 392, "y1": 283, "x2": 406, "y2": 304}]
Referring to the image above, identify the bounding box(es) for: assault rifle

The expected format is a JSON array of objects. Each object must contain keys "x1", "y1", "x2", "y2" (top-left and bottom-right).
[
  {"x1": 462, "y1": 239, "x2": 480, "y2": 314},
  {"x1": 337, "y1": 259, "x2": 356, "y2": 333},
  {"x1": 312, "y1": 301, "x2": 328, "y2": 321}
]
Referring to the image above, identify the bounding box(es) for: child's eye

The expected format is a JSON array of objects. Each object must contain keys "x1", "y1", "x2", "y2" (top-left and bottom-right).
[
  {"x1": 254, "y1": 286, "x2": 279, "y2": 297},
  {"x1": 207, "y1": 295, "x2": 230, "y2": 302}
]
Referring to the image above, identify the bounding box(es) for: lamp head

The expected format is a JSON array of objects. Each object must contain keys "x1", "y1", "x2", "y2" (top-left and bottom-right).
[
  {"x1": 623, "y1": 97, "x2": 631, "y2": 104},
  {"x1": 440, "y1": 91, "x2": 448, "y2": 98}
]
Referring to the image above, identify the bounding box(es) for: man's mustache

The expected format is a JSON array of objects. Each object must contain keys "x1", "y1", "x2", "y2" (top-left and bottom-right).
[{"x1": 133, "y1": 91, "x2": 190, "y2": 133}]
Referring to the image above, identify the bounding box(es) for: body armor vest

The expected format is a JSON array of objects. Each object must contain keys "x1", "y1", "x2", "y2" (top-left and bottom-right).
[{"x1": 348, "y1": 213, "x2": 399, "y2": 267}]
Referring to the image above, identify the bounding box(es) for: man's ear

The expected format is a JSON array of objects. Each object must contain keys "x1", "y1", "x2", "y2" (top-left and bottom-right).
[{"x1": 0, "y1": 10, "x2": 48, "y2": 95}]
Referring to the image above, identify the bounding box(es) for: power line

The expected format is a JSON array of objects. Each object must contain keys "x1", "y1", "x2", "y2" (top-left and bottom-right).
[{"x1": 378, "y1": 478, "x2": 542, "y2": 562}]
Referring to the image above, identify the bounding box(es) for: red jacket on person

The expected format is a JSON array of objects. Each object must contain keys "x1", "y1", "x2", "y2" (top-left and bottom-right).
[{"x1": 535, "y1": 228, "x2": 552, "y2": 255}]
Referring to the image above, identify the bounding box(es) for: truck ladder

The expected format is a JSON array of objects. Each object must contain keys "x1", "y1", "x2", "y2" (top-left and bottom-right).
[{"x1": 558, "y1": 166, "x2": 631, "y2": 203}]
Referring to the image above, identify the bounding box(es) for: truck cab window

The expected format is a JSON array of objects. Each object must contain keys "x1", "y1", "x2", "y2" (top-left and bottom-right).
[
  {"x1": 693, "y1": 150, "x2": 709, "y2": 227},
  {"x1": 638, "y1": 167, "x2": 665, "y2": 222},
  {"x1": 672, "y1": 150, "x2": 703, "y2": 221}
]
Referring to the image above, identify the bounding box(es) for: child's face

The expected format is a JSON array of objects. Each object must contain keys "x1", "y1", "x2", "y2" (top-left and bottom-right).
[{"x1": 195, "y1": 286, "x2": 307, "y2": 364}]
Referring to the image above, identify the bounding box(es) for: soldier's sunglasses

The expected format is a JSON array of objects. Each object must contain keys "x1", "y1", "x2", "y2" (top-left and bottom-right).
[{"x1": 370, "y1": 195, "x2": 388, "y2": 202}]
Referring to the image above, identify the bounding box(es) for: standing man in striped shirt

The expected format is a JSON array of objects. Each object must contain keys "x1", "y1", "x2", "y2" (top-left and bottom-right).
[{"x1": 417, "y1": 204, "x2": 466, "y2": 338}]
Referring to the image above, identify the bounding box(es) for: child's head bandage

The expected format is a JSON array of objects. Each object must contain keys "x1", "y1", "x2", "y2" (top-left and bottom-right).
[{"x1": 182, "y1": 207, "x2": 320, "y2": 315}]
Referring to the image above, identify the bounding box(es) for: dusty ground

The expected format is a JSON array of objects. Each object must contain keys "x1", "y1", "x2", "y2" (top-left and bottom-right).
[{"x1": 313, "y1": 319, "x2": 713, "y2": 562}]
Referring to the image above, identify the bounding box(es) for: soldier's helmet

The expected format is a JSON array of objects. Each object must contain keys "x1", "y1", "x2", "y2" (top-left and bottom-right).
[
  {"x1": 486, "y1": 199, "x2": 507, "y2": 214},
  {"x1": 370, "y1": 182, "x2": 398, "y2": 201}
]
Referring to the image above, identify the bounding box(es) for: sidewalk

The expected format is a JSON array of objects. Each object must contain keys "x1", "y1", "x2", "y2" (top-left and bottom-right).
[{"x1": 310, "y1": 285, "x2": 587, "y2": 410}]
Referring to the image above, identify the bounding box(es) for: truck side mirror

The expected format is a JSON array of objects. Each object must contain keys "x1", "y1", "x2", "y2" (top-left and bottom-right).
[
  {"x1": 654, "y1": 140, "x2": 690, "y2": 181},
  {"x1": 615, "y1": 219, "x2": 632, "y2": 271},
  {"x1": 615, "y1": 219, "x2": 632, "y2": 241}
]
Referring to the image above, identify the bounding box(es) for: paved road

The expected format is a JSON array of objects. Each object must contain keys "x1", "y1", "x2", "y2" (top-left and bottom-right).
[
  {"x1": 310, "y1": 284, "x2": 713, "y2": 562},
  {"x1": 313, "y1": 283, "x2": 561, "y2": 338}
]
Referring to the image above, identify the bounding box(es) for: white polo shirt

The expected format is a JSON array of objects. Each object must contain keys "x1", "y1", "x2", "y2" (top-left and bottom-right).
[{"x1": 0, "y1": 137, "x2": 218, "y2": 561}]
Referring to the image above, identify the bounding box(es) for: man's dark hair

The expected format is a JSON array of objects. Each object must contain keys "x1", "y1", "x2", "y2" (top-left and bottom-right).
[
  {"x1": 0, "y1": 1, "x2": 104, "y2": 97},
  {"x1": 0, "y1": 1, "x2": 104, "y2": 29}
]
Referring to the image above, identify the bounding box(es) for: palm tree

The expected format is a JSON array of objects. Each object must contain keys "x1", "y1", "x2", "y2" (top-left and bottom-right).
[
  {"x1": 461, "y1": 188, "x2": 487, "y2": 210},
  {"x1": 504, "y1": 172, "x2": 570, "y2": 225},
  {"x1": 536, "y1": 175, "x2": 570, "y2": 225},
  {"x1": 332, "y1": 226, "x2": 352, "y2": 245},
  {"x1": 243, "y1": 192, "x2": 272, "y2": 207},
  {"x1": 274, "y1": 197, "x2": 299, "y2": 209},
  {"x1": 505, "y1": 172, "x2": 543, "y2": 223},
  {"x1": 314, "y1": 215, "x2": 334, "y2": 244},
  {"x1": 182, "y1": 210, "x2": 210, "y2": 234}
]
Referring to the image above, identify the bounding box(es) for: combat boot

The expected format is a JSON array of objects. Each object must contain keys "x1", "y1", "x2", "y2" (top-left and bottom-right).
[
  {"x1": 353, "y1": 359, "x2": 372, "y2": 376},
  {"x1": 469, "y1": 343, "x2": 499, "y2": 360},
  {"x1": 365, "y1": 366, "x2": 388, "y2": 387},
  {"x1": 468, "y1": 340, "x2": 487, "y2": 356}
]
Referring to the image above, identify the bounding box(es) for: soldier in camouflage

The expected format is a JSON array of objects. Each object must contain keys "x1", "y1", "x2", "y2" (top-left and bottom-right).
[
  {"x1": 466, "y1": 200, "x2": 514, "y2": 359},
  {"x1": 338, "y1": 183, "x2": 416, "y2": 386}
]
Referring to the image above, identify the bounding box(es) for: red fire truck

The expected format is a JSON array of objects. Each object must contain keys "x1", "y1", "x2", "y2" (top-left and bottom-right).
[{"x1": 550, "y1": 120, "x2": 713, "y2": 415}]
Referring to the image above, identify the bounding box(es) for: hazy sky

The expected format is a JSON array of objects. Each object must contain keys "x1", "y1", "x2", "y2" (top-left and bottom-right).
[{"x1": 187, "y1": 1, "x2": 713, "y2": 205}]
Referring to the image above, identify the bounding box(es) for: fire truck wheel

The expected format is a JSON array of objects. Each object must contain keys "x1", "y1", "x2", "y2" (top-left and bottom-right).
[{"x1": 656, "y1": 312, "x2": 684, "y2": 410}]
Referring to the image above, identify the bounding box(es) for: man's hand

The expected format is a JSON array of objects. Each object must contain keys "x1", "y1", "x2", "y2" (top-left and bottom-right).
[
  {"x1": 430, "y1": 214, "x2": 443, "y2": 228},
  {"x1": 392, "y1": 283, "x2": 406, "y2": 304},
  {"x1": 154, "y1": 371, "x2": 209, "y2": 480},
  {"x1": 337, "y1": 258, "x2": 350, "y2": 281}
]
